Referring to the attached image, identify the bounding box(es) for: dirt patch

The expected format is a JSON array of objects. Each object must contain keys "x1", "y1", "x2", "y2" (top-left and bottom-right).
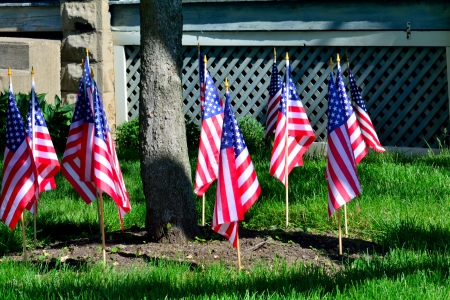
[{"x1": 4, "y1": 226, "x2": 379, "y2": 271}]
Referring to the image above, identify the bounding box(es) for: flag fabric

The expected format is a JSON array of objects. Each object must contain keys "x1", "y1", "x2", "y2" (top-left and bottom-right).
[
  {"x1": 265, "y1": 60, "x2": 282, "y2": 140},
  {"x1": 25, "y1": 82, "x2": 60, "y2": 215},
  {"x1": 269, "y1": 64, "x2": 315, "y2": 186},
  {"x1": 193, "y1": 71, "x2": 224, "y2": 196},
  {"x1": 327, "y1": 73, "x2": 361, "y2": 217},
  {"x1": 348, "y1": 69, "x2": 385, "y2": 152},
  {"x1": 0, "y1": 85, "x2": 38, "y2": 229},
  {"x1": 61, "y1": 64, "x2": 97, "y2": 204},
  {"x1": 198, "y1": 49, "x2": 206, "y2": 111},
  {"x1": 212, "y1": 92, "x2": 261, "y2": 248},
  {"x1": 335, "y1": 65, "x2": 368, "y2": 165},
  {"x1": 91, "y1": 79, "x2": 131, "y2": 225}
]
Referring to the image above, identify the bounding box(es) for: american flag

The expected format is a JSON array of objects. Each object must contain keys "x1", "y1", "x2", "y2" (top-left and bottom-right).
[
  {"x1": 0, "y1": 85, "x2": 38, "y2": 229},
  {"x1": 265, "y1": 60, "x2": 282, "y2": 141},
  {"x1": 193, "y1": 70, "x2": 224, "y2": 196},
  {"x1": 348, "y1": 69, "x2": 385, "y2": 152},
  {"x1": 269, "y1": 64, "x2": 315, "y2": 186},
  {"x1": 335, "y1": 65, "x2": 367, "y2": 165},
  {"x1": 61, "y1": 61, "x2": 97, "y2": 204},
  {"x1": 327, "y1": 73, "x2": 361, "y2": 217},
  {"x1": 212, "y1": 92, "x2": 260, "y2": 248},
  {"x1": 91, "y1": 79, "x2": 131, "y2": 226},
  {"x1": 198, "y1": 49, "x2": 205, "y2": 111}
]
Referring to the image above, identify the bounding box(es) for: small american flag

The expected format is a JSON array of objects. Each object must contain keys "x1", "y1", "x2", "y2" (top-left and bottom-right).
[
  {"x1": 213, "y1": 92, "x2": 260, "y2": 248},
  {"x1": 194, "y1": 70, "x2": 224, "y2": 196},
  {"x1": 335, "y1": 65, "x2": 367, "y2": 165},
  {"x1": 265, "y1": 60, "x2": 282, "y2": 140},
  {"x1": 25, "y1": 82, "x2": 60, "y2": 214},
  {"x1": 348, "y1": 68, "x2": 385, "y2": 152},
  {"x1": 0, "y1": 85, "x2": 38, "y2": 229},
  {"x1": 269, "y1": 64, "x2": 315, "y2": 186},
  {"x1": 61, "y1": 62, "x2": 97, "y2": 204},
  {"x1": 327, "y1": 73, "x2": 361, "y2": 217},
  {"x1": 91, "y1": 79, "x2": 131, "y2": 227}
]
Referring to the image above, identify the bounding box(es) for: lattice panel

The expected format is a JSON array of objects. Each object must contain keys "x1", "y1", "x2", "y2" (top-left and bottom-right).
[
  {"x1": 125, "y1": 45, "x2": 448, "y2": 148},
  {"x1": 125, "y1": 45, "x2": 141, "y2": 120}
]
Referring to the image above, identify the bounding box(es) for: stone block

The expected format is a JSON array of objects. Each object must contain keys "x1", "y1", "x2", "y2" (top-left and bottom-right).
[
  {"x1": 0, "y1": 37, "x2": 60, "y2": 102},
  {"x1": 61, "y1": 32, "x2": 97, "y2": 63},
  {"x1": 61, "y1": 2, "x2": 97, "y2": 31},
  {"x1": 101, "y1": 92, "x2": 117, "y2": 130},
  {"x1": 61, "y1": 62, "x2": 84, "y2": 93}
]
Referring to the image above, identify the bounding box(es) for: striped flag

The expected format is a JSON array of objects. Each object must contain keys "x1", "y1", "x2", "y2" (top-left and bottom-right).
[
  {"x1": 348, "y1": 69, "x2": 385, "y2": 152},
  {"x1": 269, "y1": 64, "x2": 315, "y2": 186},
  {"x1": 327, "y1": 73, "x2": 361, "y2": 217},
  {"x1": 0, "y1": 85, "x2": 38, "y2": 229},
  {"x1": 213, "y1": 92, "x2": 261, "y2": 248},
  {"x1": 265, "y1": 60, "x2": 282, "y2": 140},
  {"x1": 25, "y1": 82, "x2": 60, "y2": 214},
  {"x1": 61, "y1": 62, "x2": 97, "y2": 204},
  {"x1": 335, "y1": 64, "x2": 367, "y2": 164},
  {"x1": 91, "y1": 79, "x2": 131, "y2": 226},
  {"x1": 193, "y1": 70, "x2": 224, "y2": 196}
]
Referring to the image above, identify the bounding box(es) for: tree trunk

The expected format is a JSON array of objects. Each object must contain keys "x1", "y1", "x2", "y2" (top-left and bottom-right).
[{"x1": 139, "y1": 0, "x2": 199, "y2": 242}]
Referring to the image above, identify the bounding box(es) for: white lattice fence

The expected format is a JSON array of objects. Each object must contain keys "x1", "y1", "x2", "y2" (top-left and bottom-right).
[{"x1": 124, "y1": 45, "x2": 448, "y2": 148}]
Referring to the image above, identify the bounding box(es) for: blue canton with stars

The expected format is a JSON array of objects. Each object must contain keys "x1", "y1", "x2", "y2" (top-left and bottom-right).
[
  {"x1": 336, "y1": 65, "x2": 356, "y2": 119},
  {"x1": 202, "y1": 71, "x2": 224, "y2": 120},
  {"x1": 221, "y1": 93, "x2": 247, "y2": 157},
  {"x1": 198, "y1": 52, "x2": 205, "y2": 86},
  {"x1": 92, "y1": 81, "x2": 110, "y2": 143},
  {"x1": 26, "y1": 86, "x2": 48, "y2": 141},
  {"x1": 280, "y1": 65, "x2": 302, "y2": 116},
  {"x1": 82, "y1": 59, "x2": 95, "y2": 124},
  {"x1": 5, "y1": 89, "x2": 26, "y2": 152},
  {"x1": 327, "y1": 74, "x2": 347, "y2": 134},
  {"x1": 269, "y1": 63, "x2": 282, "y2": 99},
  {"x1": 348, "y1": 69, "x2": 368, "y2": 113}
]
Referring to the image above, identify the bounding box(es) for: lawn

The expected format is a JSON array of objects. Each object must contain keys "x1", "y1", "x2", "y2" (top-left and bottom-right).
[{"x1": 1, "y1": 148, "x2": 450, "y2": 299}]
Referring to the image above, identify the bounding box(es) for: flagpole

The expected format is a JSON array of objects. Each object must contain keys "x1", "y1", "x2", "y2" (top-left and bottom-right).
[
  {"x1": 338, "y1": 207, "x2": 342, "y2": 255},
  {"x1": 31, "y1": 67, "x2": 38, "y2": 248},
  {"x1": 285, "y1": 52, "x2": 289, "y2": 229},
  {"x1": 10, "y1": 66, "x2": 28, "y2": 261},
  {"x1": 336, "y1": 53, "x2": 349, "y2": 238},
  {"x1": 201, "y1": 53, "x2": 207, "y2": 227}
]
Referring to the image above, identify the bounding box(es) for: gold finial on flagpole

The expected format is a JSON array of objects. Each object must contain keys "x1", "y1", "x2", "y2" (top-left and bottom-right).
[
  {"x1": 286, "y1": 52, "x2": 289, "y2": 61},
  {"x1": 225, "y1": 77, "x2": 229, "y2": 94},
  {"x1": 336, "y1": 53, "x2": 341, "y2": 64},
  {"x1": 31, "y1": 66, "x2": 35, "y2": 75},
  {"x1": 197, "y1": 42, "x2": 200, "y2": 50},
  {"x1": 330, "y1": 57, "x2": 334, "y2": 68},
  {"x1": 8, "y1": 67, "x2": 12, "y2": 85},
  {"x1": 91, "y1": 68, "x2": 94, "y2": 78},
  {"x1": 204, "y1": 55, "x2": 207, "y2": 64},
  {"x1": 274, "y1": 47, "x2": 276, "y2": 60},
  {"x1": 86, "y1": 48, "x2": 89, "y2": 56},
  {"x1": 81, "y1": 59, "x2": 84, "y2": 68}
]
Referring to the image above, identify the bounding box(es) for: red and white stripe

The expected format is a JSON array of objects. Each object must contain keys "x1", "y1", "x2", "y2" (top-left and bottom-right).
[
  {"x1": 265, "y1": 60, "x2": 282, "y2": 140},
  {"x1": 354, "y1": 106, "x2": 385, "y2": 152},
  {"x1": 327, "y1": 125, "x2": 361, "y2": 217},
  {"x1": 236, "y1": 147, "x2": 260, "y2": 212},
  {"x1": 346, "y1": 112, "x2": 368, "y2": 165}
]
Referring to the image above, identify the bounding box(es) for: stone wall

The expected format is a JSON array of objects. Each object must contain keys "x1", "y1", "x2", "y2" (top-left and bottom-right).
[{"x1": 60, "y1": 0, "x2": 116, "y2": 128}]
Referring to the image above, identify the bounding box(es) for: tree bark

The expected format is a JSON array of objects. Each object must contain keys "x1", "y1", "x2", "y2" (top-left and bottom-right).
[{"x1": 140, "y1": 0, "x2": 199, "y2": 242}]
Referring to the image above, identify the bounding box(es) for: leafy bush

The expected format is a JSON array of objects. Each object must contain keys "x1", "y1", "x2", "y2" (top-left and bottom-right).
[
  {"x1": 237, "y1": 115, "x2": 265, "y2": 152},
  {"x1": 0, "y1": 90, "x2": 74, "y2": 152},
  {"x1": 115, "y1": 117, "x2": 139, "y2": 149},
  {"x1": 185, "y1": 116, "x2": 200, "y2": 150}
]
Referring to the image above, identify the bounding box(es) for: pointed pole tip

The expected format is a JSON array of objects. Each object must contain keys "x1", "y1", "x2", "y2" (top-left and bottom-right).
[
  {"x1": 336, "y1": 53, "x2": 341, "y2": 63},
  {"x1": 31, "y1": 67, "x2": 35, "y2": 75},
  {"x1": 285, "y1": 52, "x2": 289, "y2": 61},
  {"x1": 8, "y1": 67, "x2": 12, "y2": 76},
  {"x1": 203, "y1": 55, "x2": 207, "y2": 63}
]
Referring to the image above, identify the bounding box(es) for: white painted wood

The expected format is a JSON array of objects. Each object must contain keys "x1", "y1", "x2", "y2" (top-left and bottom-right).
[
  {"x1": 114, "y1": 45, "x2": 128, "y2": 125},
  {"x1": 112, "y1": 32, "x2": 140, "y2": 45},
  {"x1": 183, "y1": 31, "x2": 450, "y2": 47}
]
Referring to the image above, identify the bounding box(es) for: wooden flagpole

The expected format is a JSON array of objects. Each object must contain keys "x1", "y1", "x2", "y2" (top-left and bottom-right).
[
  {"x1": 344, "y1": 52, "x2": 350, "y2": 237},
  {"x1": 285, "y1": 52, "x2": 289, "y2": 229},
  {"x1": 337, "y1": 53, "x2": 349, "y2": 238},
  {"x1": 201, "y1": 53, "x2": 207, "y2": 227},
  {"x1": 10, "y1": 67, "x2": 28, "y2": 261},
  {"x1": 338, "y1": 207, "x2": 343, "y2": 255},
  {"x1": 31, "y1": 67, "x2": 39, "y2": 248}
]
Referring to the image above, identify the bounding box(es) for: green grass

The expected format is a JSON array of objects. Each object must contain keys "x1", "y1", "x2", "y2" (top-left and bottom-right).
[{"x1": 2, "y1": 148, "x2": 450, "y2": 299}]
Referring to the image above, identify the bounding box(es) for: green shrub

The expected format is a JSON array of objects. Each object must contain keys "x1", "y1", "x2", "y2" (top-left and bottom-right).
[
  {"x1": 185, "y1": 116, "x2": 200, "y2": 150},
  {"x1": 115, "y1": 117, "x2": 139, "y2": 149},
  {"x1": 237, "y1": 115, "x2": 265, "y2": 152}
]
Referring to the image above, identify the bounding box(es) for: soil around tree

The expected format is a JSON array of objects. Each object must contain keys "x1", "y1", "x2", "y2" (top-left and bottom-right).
[{"x1": 3, "y1": 226, "x2": 379, "y2": 272}]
